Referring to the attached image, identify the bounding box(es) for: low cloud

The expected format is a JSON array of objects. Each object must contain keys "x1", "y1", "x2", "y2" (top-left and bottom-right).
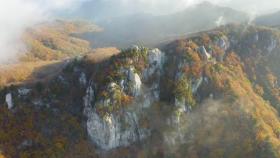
[{"x1": 0, "y1": 0, "x2": 88, "y2": 64}]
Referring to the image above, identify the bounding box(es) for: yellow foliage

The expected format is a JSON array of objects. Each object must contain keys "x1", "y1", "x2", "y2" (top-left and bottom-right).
[
  {"x1": 205, "y1": 53, "x2": 280, "y2": 156},
  {"x1": 21, "y1": 20, "x2": 99, "y2": 62},
  {"x1": 0, "y1": 60, "x2": 63, "y2": 87}
]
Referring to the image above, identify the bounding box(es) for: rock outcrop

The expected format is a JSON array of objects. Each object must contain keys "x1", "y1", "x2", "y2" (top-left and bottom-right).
[
  {"x1": 83, "y1": 48, "x2": 166, "y2": 150},
  {"x1": 5, "y1": 93, "x2": 13, "y2": 109},
  {"x1": 83, "y1": 81, "x2": 150, "y2": 150},
  {"x1": 199, "y1": 46, "x2": 212, "y2": 60}
]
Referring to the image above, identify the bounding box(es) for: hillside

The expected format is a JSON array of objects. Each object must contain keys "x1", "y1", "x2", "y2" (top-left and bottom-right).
[
  {"x1": 0, "y1": 20, "x2": 103, "y2": 88},
  {"x1": 21, "y1": 20, "x2": 101, "y2": 61},
  {"x1": 1, "y1": 24, "x2": 280, "y2": 158},
  {"x1": 84, "y1": 2, "x2": 249, "y2": 48},
  {"x1": 0, "y1": 60, "x2": 66, "y2": 87}
]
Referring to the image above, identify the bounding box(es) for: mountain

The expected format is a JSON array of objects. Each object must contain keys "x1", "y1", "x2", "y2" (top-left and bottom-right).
[
  {"x1": 255, "y1": 11, "x2": 280, "y2": 27},
  {"x1": 21, "y1": 20, "x2": 101, "y2": 62},
  {"x1": 0, "y1": 20, "x2": 102, "y2": 89},
  {"x1": 1, "y1": 24, "x2": 280, "y2": 157},
  {"x1": 83, "y1": 2, "x2": 249, "y2": 48}
]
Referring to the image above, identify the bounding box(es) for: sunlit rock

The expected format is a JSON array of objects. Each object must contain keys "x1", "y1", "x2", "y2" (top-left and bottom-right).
[
  {"x1": 143, "y1": 48, "x2": 165, "y2": 80},
  {"x1": 86, "y1": 110, "x2": 149, "y2": 150},
  {"x1": 120, "y1": 67, "x2": 142, "y2": 96},
  {"x1": 83, "y1": 82, "x2": 150, "y2": 150},
  {"x1": 199, "y1": 46, "x2": 212, "y2": 60},
  {"x1": 5, "y1": 93, "x2": 13, "y2": 109},
  {"x1": 128, "y1": 68, "x2": 142, "y2": 96}
]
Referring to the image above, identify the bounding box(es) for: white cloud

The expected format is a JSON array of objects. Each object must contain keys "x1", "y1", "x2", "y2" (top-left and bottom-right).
[
  {"x1": 215, "y1": 16, "x2": 225, "y2": 27},
  {"x1": 0, "y1": 0, "x2": 88, "y2": 64}
]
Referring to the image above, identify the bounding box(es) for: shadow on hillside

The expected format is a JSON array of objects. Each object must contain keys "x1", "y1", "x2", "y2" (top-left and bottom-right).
[
  {"x1": 1, "y1": 47, "x2": 121, "y2": 91},
  {"x1": 27, "y1": 47, "x2": 120, "y2": 85},
  {"x1": 21, "y1": 60, "x2": 70, "y2": 87}
]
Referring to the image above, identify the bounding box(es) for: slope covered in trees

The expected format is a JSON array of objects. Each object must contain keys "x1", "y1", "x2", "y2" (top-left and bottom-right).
[
  {"x1": 0, "y1": 20, "x2": 102, "y2": 88},
  {"x1": 21, "y1": 20, "x2": 101, "y2": 61}
]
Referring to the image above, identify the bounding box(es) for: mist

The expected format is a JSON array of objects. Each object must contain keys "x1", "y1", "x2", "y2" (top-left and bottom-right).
[
  {"x1": 131, "y1": 98, "x2": 260, "y2": 157},
  {"x1": 0, "y1": 0, "x2": 88, "y2": 64},
  {"x1": 71, "y1": 0, "x2": 280, "y2": 21}
]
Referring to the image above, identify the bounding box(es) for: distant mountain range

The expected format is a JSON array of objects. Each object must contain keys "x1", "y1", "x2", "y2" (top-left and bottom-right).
[
  {"x1": 66, "y1": 1, "x2": 280, "y2": 48},
  {"x1": 80, "y1": 2, "x2": 249, "y2": 48},
  {"x1": 255, "y1": 11, "x2": 280, "y2": 27}
]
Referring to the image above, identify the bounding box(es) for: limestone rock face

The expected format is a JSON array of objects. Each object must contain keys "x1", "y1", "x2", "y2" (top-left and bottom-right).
[
  {"x1": 128, "y1": 68, "x2": 142, "y2": 96},
  {"x1": 5, "y1": 93, "x2": 13, "y2": 109},
  {"x1": 120, "y1": 67, "x2": 142, "y2": 97},
  {"x1": 82, "y1": 48, "x2": 169, "y2": 150},
  {"x1": 83, "y1": 83, "x2": 150, "y2": 150},
  {"x1": 142, "y1": 48, "x2": 166, "y2": 108},
  {"x1": 85, "y1": 109, "x2": 149, "y2": 150},
  {"x1": 267, "y1": 38, "x2": 277, "y2": 53},
  {"x1": 143, "y1": 48, "x2": 165, "y2": 79},
  {"x1": 199, "y1": 46, "x2": 212, "y2": 60}
]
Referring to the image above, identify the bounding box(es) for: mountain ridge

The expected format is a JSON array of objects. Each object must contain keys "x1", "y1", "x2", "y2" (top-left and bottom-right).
[
  {"x1": 83, "y1": 2, "x2": 249, "y2": 48},
  {"x1": 255, "y1": 11, "x2": 280, "y2": 27},
  {"x1": 1, "y1": 24, "x2": 280, "y2": 158}
]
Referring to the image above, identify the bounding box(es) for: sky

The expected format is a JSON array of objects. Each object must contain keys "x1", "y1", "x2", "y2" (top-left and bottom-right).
[
  {"x1": 0, "y1": 0, "x2": 280, "y2": 63},
  {"x1": 75, "y1": 0, "x2": 280, "y2": 17},
  {"x1": 0, "y1": 0, "x2": 89, "y2": 63}
]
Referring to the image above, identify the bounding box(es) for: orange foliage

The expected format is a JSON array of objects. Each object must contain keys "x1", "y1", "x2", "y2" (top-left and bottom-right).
[
  {"x1": 64, "y1": 140, "x2": 98, "y2": 158},
  {"x1": 121, "y1": 95, "x2": 134, "y2": 105},
  {"x1": 201, "y1": 34, "x2": 211, "y2": 44}
]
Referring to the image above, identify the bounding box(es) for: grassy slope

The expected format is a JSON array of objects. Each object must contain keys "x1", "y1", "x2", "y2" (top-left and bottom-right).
[
  {"x1": 0, "y1": 20, "x2": 103, "y2": 88},
  {"x1": 21, "y1": 20, "x2": 101, "y2": 61}
]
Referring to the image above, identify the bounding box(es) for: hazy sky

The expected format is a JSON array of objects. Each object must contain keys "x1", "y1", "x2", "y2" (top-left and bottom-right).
[
  {"x1": 0, "y1": 0, "x2": 280, "y2": 63},
  {"x1": 75, "y1": 0, "x2": 280, "y2": 16},
  {"x1": 0, "y1": 0, "x2": 88, "y2": 63},
  {"x1": 136, "y1": 0, "x2": 280, "y2": 14}
]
